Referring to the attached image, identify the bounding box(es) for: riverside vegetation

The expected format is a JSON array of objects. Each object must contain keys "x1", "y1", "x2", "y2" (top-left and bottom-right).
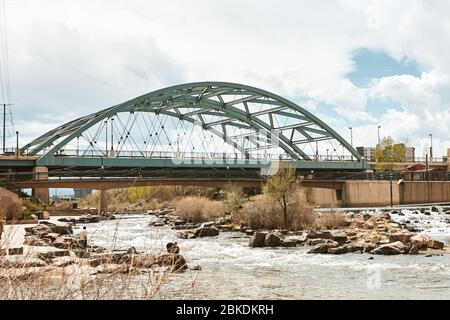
[{"x1": 1, "y1": 167, "x2": 448, "y2": 299}]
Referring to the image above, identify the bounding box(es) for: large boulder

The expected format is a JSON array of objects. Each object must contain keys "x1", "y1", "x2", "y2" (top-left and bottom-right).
[
  {"x1": 322, "y1": 230, "x2": 348, "y2": 244},
  {"x1": 410, "y1": 234, "x2": 431, "y2": 250},
  {"x1": 389, "y1": 232, "x2": 412, "y2": 244},
  {"x1": 194, "y1": 226, "x2": 219, "y2": 238},
  {"x1": 285, "y1": 234, "x2": 308, "y2": 245},
  {"x1": 176, "y1": 230, "x2": 196, "y2": 239},
  {"x1": 307, "y1": 240, "x2": 339, "y2": 254},
  {"x1": 306, "y1": 238, "x2": 328, "y2": 246},
  {"x1": 0, "y1": 256, "x2": 46, "y2": 268},
  {"x1": 371, "y1": 241, "x2": 405, "y2": 255},
  {"x1": 264, "y1": 232, "x2": 283, "y2": 247},
  {"x1": 249, "y1": 231, "x2": 268, "y2": 248},
  {"x1": 155, "y1": 253, "x2": 188, "y2": 272},
  {"x1": 306, "y1": 230, "x2": 324, "y2": 239},
  {"x1": 327, "y1": 245, "x2": 349, "y2": 254},
  {"x1": 53, "y1": 256, "x2": 77, "y2": 267},
  {"x1": 50, "y1": 224, "x2": 73, "y2": 235},
  {"x1": 427, "y1": 240, "x2": 445, "y2": 250}
]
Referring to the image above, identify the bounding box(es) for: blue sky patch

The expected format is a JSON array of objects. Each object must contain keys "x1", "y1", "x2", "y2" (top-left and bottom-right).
[{"x1": 347, "y1": 48, "x2": 421, "y2": 87}]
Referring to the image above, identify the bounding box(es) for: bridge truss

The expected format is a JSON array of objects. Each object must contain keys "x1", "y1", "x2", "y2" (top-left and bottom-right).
[{"x1": 20, "y1": 82, "x2": 364, "y2": 171}]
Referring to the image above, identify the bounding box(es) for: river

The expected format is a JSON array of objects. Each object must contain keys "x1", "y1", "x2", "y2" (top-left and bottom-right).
[{"x1": 80, "y1": 211, "x2": 450, "y2": 300}]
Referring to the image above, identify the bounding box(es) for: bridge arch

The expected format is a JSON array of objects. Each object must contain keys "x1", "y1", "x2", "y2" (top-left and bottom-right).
[{"x1": 22, "y1": 82, "x2": 361, "y2": 163}]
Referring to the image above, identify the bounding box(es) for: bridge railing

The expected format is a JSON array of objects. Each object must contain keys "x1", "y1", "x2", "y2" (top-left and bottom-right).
[{"x1": 31, "y1": 149, "x2": 361, "y2": 162}]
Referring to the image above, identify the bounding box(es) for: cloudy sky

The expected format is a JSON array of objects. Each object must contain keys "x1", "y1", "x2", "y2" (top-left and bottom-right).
[{"x1": 4, "y1": 0, "x2": 450, "y2": 158}]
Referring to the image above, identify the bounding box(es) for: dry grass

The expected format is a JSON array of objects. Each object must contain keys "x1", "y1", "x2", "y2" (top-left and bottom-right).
[
  {"x1": 317, "y1": 212, "x2": 349, "y2": 229},
  {"x1": 175, "y1": 197, "x2": 226, "y2": 223},
  {"x1": 0, "y1": 220, "x2": 199, "y2": 300},
  {"x1": 238, "y1": 193, "x2": 316, "y2": 231}
]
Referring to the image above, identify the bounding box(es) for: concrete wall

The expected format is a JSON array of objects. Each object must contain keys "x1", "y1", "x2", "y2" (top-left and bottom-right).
[
  {"x1": 306, "y1": 187, "x2": 338, "y2": 207},
  {"x1": 310, "y1": 180, "x2": 450, "y2": 207},
  {"x1": 342, "y1": 181, "x2": 400, "y2": 207},
  {"x1": 0, "y1": 187, "x2": 23, "y2": 220},
  {"x1": 400, "y1": 181, "x2": 450, "y2": 204}
]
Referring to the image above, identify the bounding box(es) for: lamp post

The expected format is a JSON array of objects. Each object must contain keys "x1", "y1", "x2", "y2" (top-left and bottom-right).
[
  {"x1": 429, "y1": 133, "x2": 433, "y2": 163},
  {"x1": 377, "y1": 125, "x2": 381, "y2": 146},
  {"x1": 104, "y1": 120, "x2": 108, "y2": 157},
  {"x1": 15, "y1": 131, "x2": 19, "y2": 158},
  {"x1": 110, "y1": 118, "x2": 114, "y2": 153},
  {"x1": 349, "y1": 127, "x2": 353, "y2": 161}
]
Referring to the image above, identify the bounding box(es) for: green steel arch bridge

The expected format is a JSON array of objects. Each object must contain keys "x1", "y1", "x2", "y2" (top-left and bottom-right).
[{"x1": 1, "y1": 82, "x2": 369, "y2": 189}]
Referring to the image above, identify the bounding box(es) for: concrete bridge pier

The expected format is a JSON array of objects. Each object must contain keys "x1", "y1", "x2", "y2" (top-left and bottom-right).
[
  {"x1": 99, "y1": 189, "x2": 108, "y2": 216},
  {"x1": 31, "y1": 166, "x2": 49, "y2": 203}
]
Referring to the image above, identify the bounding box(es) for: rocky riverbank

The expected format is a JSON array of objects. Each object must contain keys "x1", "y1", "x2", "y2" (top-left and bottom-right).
[
  {"x1": 0, "y1": 214, "x2": 190, "y2": 279},
  {"x1": 147, "y1": 206, "x2": 449, "y2": 256}
]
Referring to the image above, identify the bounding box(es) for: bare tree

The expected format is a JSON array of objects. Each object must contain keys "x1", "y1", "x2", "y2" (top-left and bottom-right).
[{"x1": 263, "y1": 165, "x2": 301, "y2": 229}]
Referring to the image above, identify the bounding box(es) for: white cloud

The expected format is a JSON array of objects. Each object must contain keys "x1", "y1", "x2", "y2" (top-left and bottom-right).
[{"x1": 3, "y1": 0, "x2": 450, "y2": 156}]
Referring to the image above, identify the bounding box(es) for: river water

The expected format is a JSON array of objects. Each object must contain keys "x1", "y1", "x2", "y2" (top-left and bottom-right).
[{"x1": 81, "y1": 212, "x2": 450, "y2": 300}]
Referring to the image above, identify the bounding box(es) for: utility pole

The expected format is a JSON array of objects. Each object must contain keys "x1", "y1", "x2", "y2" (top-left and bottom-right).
[{"x1": 2, "y1": 103, "x2": 13, "y2": 154}]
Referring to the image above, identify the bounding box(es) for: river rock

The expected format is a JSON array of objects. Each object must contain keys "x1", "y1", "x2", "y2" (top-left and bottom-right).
[
  {"x1": 388, "y1": 232, "x2": 412, "y2": 244},
  {"x1": 427, "y1": 240, "x2": 444, "y2": 250},
  {"x1": 306, "y1": 238, "x2": 328, "y2": 246},
  {"x1": 176, "y1": 230, "x2": 195, "y2": 239},
  {"x1": 281, "y1": 239, "x2": 297, "y2": 247},
  {"x1": 285, "y1": 234, "x2": 307, "y2": 245},
  {"x1": 90, "y1": 252, "x2": 129, "y2": 265},
  {"x1": 50, "y1": 224, "x2": 73, "y2": 235},
  {"x1": 264, "y1": 232, "x2": 283, "y2": 247},
  {"x1": 306, "y1": 230, "x2": 324, "y2": 239},
  {"x1": 327, "y1": 245, "x2": 349, "y2": 254},
  {"x1": 410, "y1": 234, "x2": 431, "y2": 250},
  {"x1": 0, "y1": 256, "x2": 47, "y2": 268},
  {"x1": 194, "y1": 226, "x2": 219, "y2": 238},
  {"x1": 155, "y1": 253, "x2": 188, "y2": 272},
  {"x1": 307, "y1": 240, "x2": 339, "y2": 254},
  {"x1": 174, "y1": 219, "x2": 186, "y2": 226},
  {"x1": 249, "y1": 231, "x2": 268, "y2": 248},
  {"x1": 8, "y1": 247, "x2": 23, "y2": 255},
  {"x1": 363, "y1": 243, "x2": 377, "y2": 253},
  {"x1": 38, "y1": 249, "x2": 70, "y2": 262},
  {"x1": 371, "y1": 241, "x2": 405, "y2": 255},
  {"x1": 405, "y1": 243, "x2": 419, "y2": 254},
  {"x1": 322, "y1": 230, "x2": 348, "y2": 244},
  {"x1": 53, "y1": 256, "x2": 77, "y2": 267}
]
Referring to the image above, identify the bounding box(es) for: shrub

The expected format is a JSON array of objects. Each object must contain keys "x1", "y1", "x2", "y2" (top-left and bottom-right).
[
  {"x1": 175, "y1": 197, "x2": 225, "y2": 223},
  {"x1": 317, "y1": 212, "x2": 348, "y2": 229},
  {"x1": 239, "y1": 193, "x2": 316, "y2": 231}
]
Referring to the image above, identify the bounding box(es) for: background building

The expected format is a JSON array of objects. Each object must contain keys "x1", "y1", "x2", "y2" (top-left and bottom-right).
[
  {"x1": 357, "y1": 147, "x2": 376, "y2": 162},
  {"x1": 357, "y1": 145, "x2": 415, "y2": 162},
  {"x1": 73, "y1": 188, "x2": 93, "y2": 199}
]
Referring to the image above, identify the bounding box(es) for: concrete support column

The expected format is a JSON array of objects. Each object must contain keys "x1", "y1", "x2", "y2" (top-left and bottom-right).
[
  {"x1": 447, "y1": 148, "x2": 450, "y2": 172},
  {"x1": 32, "y1": 166, "x2": 49, "y2": 203},
  {"x1": 99, "y1": 190, "x2": 108, "y2": 215}
]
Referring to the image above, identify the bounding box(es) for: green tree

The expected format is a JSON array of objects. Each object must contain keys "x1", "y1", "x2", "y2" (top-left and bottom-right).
[
  {"x1": 263, "y1": 165, "x2": 301, "y2": 229},
  {"x1": 374, "y1": 136, "x2": 406, "y2": 171}
]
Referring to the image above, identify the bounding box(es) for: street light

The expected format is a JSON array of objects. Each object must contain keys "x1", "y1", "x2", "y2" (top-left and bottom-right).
[
  {"x1": 15, "y1": 131, "x2": 19, "y2": 158},
  {"x1": 349, "y1": 127, "x2": 353, "y2": 161},
  {"x1": 429, "y1": 133, "x2": 433, "y2": 162},
  {"x1": 377, "y1": 125, "x2": 381, "y2": 146}
]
